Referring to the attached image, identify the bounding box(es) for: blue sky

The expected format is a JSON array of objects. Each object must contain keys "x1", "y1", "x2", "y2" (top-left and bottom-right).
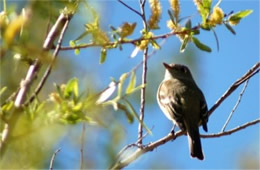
[{"x1": 52, "y1": 0, "x2": 260, "y2": 169}]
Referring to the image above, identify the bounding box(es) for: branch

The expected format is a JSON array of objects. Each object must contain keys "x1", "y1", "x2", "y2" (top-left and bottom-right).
[
  {"x1": 137, "y1": 0, "x2": 148, "y2": 146},
  {"x1": 208, "y1": 62, "x2": 260, "y2": 116},
  {"x1": 201, "y1": 119, "x2": 260, "y2": 138},
  {"x1": 49, "y1": 148, "x2": 61, "y2": 170},
  {"x1": 58, "y1": 30, "x2": 188, "y2": 51},
  {"x1": 80, "y1": 123, "x2": 86, "y2": 170},
  {"x1": 221, "y1": 80, "x2": 249, "y2": 132},
  {"x1": 117, "y1": 0, "x2": 142, "y2": 17},
  {"x1": 110, "y1": 62, "x2": 260, "y2": 169}
]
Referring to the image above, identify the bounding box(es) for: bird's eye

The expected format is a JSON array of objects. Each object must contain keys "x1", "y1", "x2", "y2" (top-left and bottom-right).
[{"x1": 180, "y1": 67, "x2": 187, "y2": 73}]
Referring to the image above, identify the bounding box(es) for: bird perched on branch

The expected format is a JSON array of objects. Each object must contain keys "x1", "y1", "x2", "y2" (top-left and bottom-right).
[{"x1": 157, "y1": 63, "x2": 209, "y2": 160}]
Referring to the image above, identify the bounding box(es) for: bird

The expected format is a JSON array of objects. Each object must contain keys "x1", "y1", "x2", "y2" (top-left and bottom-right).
[{"x1": 157, "y1": 62, "x2": 209, "y2": 160}]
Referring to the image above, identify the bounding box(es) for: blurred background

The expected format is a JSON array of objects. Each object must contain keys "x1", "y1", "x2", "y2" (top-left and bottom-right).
[{"x1": 0, "y1": 0, "x2": 259, "y2": 169}]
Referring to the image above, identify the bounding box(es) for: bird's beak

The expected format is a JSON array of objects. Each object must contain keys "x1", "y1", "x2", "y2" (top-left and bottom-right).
[{"x1": 163, "y1": 62, "x2": 172, "y2": 70}]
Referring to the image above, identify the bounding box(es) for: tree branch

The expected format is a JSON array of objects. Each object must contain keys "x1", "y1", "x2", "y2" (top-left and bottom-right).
[
  {"x1": 49, "y1": 148, "x2": 61, "y2": 170},
  {"x1": 137, "y1": 0, "x2": 148, "y2": 146},
  {"x1": 221, "y1": 80, "x2": 249, "y2": 132},
  {"x1": 117, "y1": 0, "x2": 142, "y2": 17},
  {"x1": 208, "y1": 62, "x2": 259, "y2": 116},
  {"x1": 201, "y1": 119, "x2": 260, "y2": 138},
  {"x1": 58, "y1": 30, "x2": 189, "y2": 51}
]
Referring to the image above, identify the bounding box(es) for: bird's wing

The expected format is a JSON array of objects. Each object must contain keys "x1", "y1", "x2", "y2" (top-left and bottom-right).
[{"x1": 158, "y1": 81, "x2": 186, "y2": 131}]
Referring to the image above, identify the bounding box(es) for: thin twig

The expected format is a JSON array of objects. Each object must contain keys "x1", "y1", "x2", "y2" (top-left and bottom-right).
[
  {"x1": 202, "y1": 119, "x2": 260, "y2": 138},
  {"x1": 221, "y1": 80, "x2": 249, "y2": 132},
  {"x1": 138, "y1": 48, "x2": 148, "y2": 146},
  {"x1": 59, "y1": 29, "x2": 189, "y2": 51},
  {"x1": 137, "y1": 0, "x2": 148, "y2": 146},
  {"x1": 80, "y1": 123, "x2": 86, "y2": 170},
  {"x1": 208, "y1": 62, "x2": 260, "y2": 116},
  {"x1": 49, "y1": 148, "x2": 61, "y2": 170},
  {"x1": 117, "y1": 0, "x2": 142, "y2": 17}
]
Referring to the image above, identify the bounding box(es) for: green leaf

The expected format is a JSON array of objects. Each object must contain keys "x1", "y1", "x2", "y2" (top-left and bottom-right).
[
  {"x1": 99, "y1": 48, "x2": 107, "y2": 64},
  {"x1": 69, "y1": 40, "x2": 76, "y2": 47},
  {"x1": 64, "y1": 78, "x2": 79, "y2": 98},
  {"x1": 229, "y1": 10, "x2": 253, "y2": 22},
  {"x1": 168, "y1": 10, "x2": 176, "y2": 25},
  {"x1": 192, "y1": 37, "x2": 212, "y2": 52},
  {"x1": 117, "y1": 102, "x2": 134, "y2": 123},
  {"x1": 126, "y1": 83, "x2": 146, "y2": 96},
  {"x1": 197, "y1": 0, "x2": 212, "y2": 23},
  {"x1": 185, "y1": 19, "x2": 192, "y2": 29},
  {"x1": 180, "y1": 36, "x2": 189, "y2": 53},
  {"x1": 74, "y1": 48, "x2": 80, "y2": 55},
  {"x1": 0, "y1": 86, "x2": 7, "y2": 96},
  {"x1": 150, "y1": 39, "x2": 161, "y2": 49},
  {"x1": 124, "y1": 99, "x2": 152, "y2": 135},
  {"x1": 120, "y1": 22, "x2": 137, "y2": 38},
  {"x1": 1, "y1": 101, "x2": 13, "y2": 112},
  {"x1": 126, "y1": 71, "x2": 136, "y2": 94},
  {"x1": 75, "y1": 31, "x2": 89, "y2": 41},
  {"x1": 118, "y1": 73, "x2": 128, "y2": 98},
  {"x1": 224, "y1": 22, "x2": 236, "y2": 35}
]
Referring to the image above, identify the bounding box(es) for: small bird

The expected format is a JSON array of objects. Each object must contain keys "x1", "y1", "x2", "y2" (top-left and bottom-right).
[{"x1": 157, "y1": 63, "x2": 209, "y2": 160}]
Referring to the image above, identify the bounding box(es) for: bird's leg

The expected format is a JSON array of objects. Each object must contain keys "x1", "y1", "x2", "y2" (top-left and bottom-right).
[{"x1": 170, "y1": 124, "x2": 176, "y2": 135}]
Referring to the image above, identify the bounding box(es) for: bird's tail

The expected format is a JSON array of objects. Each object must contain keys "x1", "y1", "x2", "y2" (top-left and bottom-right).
[{"x1": 187, "y1": 127, "x2": 204, "y2": 160}]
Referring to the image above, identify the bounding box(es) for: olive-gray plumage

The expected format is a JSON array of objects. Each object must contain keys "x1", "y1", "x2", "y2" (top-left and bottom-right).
[{"x1": 157, "y1": 63, "x2": 208, "y2": 160}]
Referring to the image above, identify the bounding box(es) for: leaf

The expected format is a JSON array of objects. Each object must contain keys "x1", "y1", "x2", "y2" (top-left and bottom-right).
[
  {"x1": 180, "y1": 36, "x2": 189, "y2": 53},
  {"x1": 64, "y1": 78, "x2": 79, "y2": 98},
  {"x1": 118, "y1": 73, "x2": 128, "y2": 98},
  {"x1": 99, "y1": 48, "x2": 107, "y2": 64},
  {"x1": 229, "y1": 10, "x2": 253, "y2": 22},
  {"x1": 74, "y1": 48, "x2": 80, "y2": 55},
  {"x1": 224, "y1": 22, "x2": 236, "y2": 35},
  {"x1": 124, "y1": 99, "x2": 152, "y2": 135},
  {"x1": 74, "y1": 31, "x2": 89, "y2": 42},
  {"x1": 0, "y1": 86, "x2": 7, "y2": 96},
  {"x1": 96, "y1": 81, "x2": 117, "y2": 104},
  {"x1": 168, "y1": 10, "x2": 176, "y2": 25},
  {"x1": 120, "y1": 22, "x2": 137, "y2": 38},
  {"x1": 185, "y1": 19, "x2": 192, "y2": 29},
  {"x1": 126, "y1": 71, "x2": 136, "y2": 94},
  {"x1": 211, "y1": 28, "x2": 219, "y2": 51},
  {"x1": 150, "y1": 39, "x2": 161, "y2": 49},
  {"x1": 192, "y1": 37, "x2": 212, "y2": 52},
  {"x1": 117, "y1": 102, "x2": 134, "y2": 123}
]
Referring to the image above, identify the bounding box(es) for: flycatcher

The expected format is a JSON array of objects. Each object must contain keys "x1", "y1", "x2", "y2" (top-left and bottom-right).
[{"x1": 157, "y1": 63, "x2": 209, "y2": 160}]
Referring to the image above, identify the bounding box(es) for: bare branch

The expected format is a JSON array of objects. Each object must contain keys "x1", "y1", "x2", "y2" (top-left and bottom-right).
[
  {"x1": 202, "y1": 119, "x2": 260, "y2": 138},
  {"x1": 117, "y1": 0, "x2": 142, "y2": 17},
  {"x1": 208, "y1": 62, "x2": 260, "y2": 116},
  {"x1": 221, "y1": 80, "x2": 249, "y2": 132},
  {"x1": 49, "y1": 148, "x2": 61, "y2": 170},
  {"x1": 80, "y1": 123, "x2": 86, "y2": 170},
  {"x1": 137, "y1": 0, "x2": 149, "y2": 146}
]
